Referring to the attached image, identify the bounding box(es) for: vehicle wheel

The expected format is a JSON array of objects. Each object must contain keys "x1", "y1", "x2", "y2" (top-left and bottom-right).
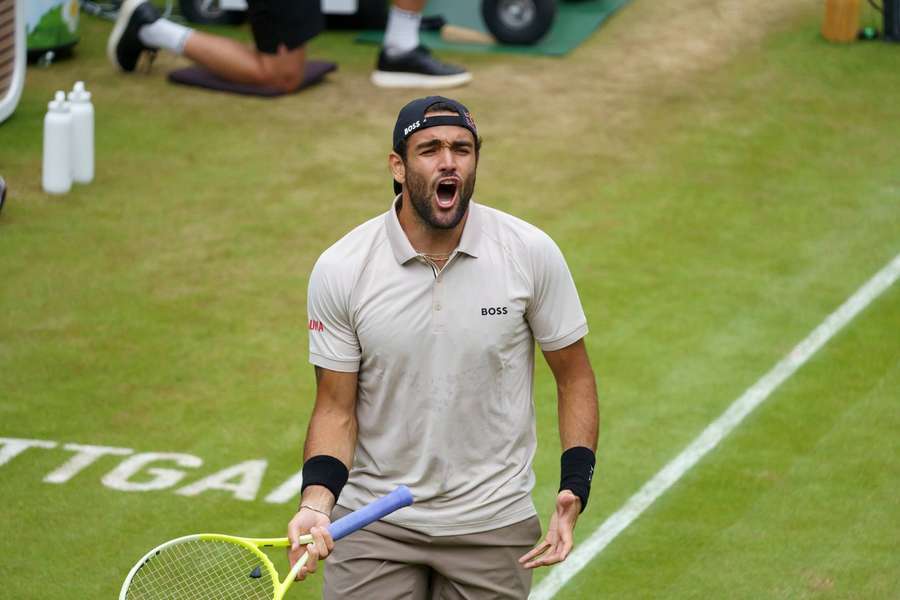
[
  {"x1": 179, "y1": 0, "x2": 245, "y2": 25},
  {"x1": 481, "y1": 0, "x2": 556, "y2": 45}
]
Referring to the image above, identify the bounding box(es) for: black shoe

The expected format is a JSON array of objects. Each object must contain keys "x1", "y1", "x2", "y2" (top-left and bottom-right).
[
  {"x1": 371, "y1": 45, "x2": 472, "y2": 89},
  {"x1": 107, "y1": 0, "x2": 160, "y2": 72}
]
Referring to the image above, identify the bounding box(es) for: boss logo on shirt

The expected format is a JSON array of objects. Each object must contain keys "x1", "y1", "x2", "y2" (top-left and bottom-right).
[
  {"x1": 481, "y1": 306, "x2": 508, "y2": 316},
  {"x1": 308, "y1": 319, "x2": 325, "y2": 332}
]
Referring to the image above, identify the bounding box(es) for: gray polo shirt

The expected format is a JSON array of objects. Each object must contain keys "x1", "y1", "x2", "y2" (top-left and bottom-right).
[{"x1": 307, "y1": 198, "x2": 588, "y2": 536}]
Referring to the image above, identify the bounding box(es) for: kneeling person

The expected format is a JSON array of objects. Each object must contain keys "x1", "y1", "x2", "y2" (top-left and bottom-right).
[{"x1": 108, "y1": 0, "x2": 471, "y2": 91}]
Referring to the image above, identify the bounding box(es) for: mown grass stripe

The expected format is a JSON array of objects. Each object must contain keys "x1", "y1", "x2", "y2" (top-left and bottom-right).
[{"x1": 531, "y1": 253, "x2": 900, "y2": 600}]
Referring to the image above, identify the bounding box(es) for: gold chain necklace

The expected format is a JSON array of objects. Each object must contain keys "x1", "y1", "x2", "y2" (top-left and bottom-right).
[{"x1": 419, "y1": 251, "x2": 452, "y2": 261}]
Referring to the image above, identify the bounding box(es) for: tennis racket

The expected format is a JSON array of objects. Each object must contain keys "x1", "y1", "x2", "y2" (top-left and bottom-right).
[{"x1": 119, "y1": 486, "x2": 413, "y2": 600}]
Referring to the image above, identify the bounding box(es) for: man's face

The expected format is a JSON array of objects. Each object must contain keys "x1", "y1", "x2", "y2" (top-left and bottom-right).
[{"x1": 399, "y1": 122, "x2": 478, "y2": 230}]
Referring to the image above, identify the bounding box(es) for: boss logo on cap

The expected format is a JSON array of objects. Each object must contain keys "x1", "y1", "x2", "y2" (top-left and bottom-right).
[{"x1": 404, "y1": 120, "x2": 422, "y2": 136}]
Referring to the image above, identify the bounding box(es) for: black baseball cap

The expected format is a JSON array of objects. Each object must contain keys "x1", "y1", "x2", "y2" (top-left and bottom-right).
[{"x1": 391, "y1": 96, "x2": 478, "y2": 194}]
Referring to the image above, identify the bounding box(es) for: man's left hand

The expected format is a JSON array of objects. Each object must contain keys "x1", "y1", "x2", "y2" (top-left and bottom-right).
[{"x1": 518, "y1": 490, "x2": 581, "y2": 569}]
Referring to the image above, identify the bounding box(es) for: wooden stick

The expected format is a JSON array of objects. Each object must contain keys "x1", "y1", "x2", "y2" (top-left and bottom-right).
[{"x1": 440, "y1": 24, "x2": 497, "y2": 45}]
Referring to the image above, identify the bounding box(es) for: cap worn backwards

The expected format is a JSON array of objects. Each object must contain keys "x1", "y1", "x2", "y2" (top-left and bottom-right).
[{"x1": 392, "y1": 96, "x2": 478, "y2": 194}]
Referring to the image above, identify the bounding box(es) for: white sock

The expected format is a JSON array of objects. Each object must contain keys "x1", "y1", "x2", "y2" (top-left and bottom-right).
[
  {"x1": 138, "y1": 18, "x2": 193, "y2": 55},
  {"x1": 383, "y1": 7, "x2": 421, "y2": 56}
]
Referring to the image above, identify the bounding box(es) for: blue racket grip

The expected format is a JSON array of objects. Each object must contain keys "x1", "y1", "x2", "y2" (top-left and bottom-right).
[{"x1": 326, "y1": 486, "x2": 414, "y2": 541}]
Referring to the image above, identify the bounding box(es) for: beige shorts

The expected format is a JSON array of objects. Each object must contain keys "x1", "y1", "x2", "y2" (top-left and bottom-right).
[{"x1": 324, "y1": 506, "x2": 542, "y2": 600}]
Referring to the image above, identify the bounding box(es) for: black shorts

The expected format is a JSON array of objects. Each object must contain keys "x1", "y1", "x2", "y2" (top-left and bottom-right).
[{"x1": 247, "y1": 0, "x2": 324, "y2": 54}]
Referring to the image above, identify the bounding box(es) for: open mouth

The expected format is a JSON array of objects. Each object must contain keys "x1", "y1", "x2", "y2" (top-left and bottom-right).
[{"x1": 435, "y1": 178, "x2": 459, "y2": 209}]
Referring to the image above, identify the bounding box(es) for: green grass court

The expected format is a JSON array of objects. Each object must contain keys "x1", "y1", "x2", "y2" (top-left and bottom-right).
[{"x1": 1, "y1": 1, "x2": 899, "y2": 597}]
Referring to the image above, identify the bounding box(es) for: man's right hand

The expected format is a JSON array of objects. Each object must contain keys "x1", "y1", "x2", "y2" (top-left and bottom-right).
[{"x1": 287, "y1": 506, "x2": 334, "y2": 581}]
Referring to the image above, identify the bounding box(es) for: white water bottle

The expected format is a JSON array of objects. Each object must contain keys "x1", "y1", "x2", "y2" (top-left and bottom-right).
[
  {"x1": 68, "y1": 81, "x2": 94, "y2": 184},
  {"x1": 42, "y1": 91, "x2": 72, "y2": 195}
]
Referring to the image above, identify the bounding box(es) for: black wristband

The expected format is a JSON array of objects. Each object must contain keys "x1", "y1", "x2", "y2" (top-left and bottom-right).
[
  {"x1": 301, "y1": 455, "x2": 349, "y2": 503},
  {"x1": 559, "y1": 446, "x2": 595, "y2": 513}
]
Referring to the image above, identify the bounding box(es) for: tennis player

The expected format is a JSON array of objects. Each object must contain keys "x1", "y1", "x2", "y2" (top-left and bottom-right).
[{"x1": 288, "y1": 96, "x2": 599, "y2": 598}]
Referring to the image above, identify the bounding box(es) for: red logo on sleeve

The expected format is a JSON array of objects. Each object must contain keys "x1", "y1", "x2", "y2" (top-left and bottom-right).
[{"x1": 308, "y1": 319, "x2": 325, "y2": 332}]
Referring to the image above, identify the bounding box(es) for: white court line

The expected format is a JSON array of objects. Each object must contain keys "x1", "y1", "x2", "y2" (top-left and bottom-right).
[{"x1": 531, "y1": 253, "x2": 900, "y2": 600}]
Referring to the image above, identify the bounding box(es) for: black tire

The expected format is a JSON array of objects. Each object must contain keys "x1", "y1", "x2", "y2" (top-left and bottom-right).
[
  {"x1": 179, "y1": 0, "x2": 246, "y2": 25},
  {"x1": 482, "y1": 0, "x2": 556, "y2": 45}
]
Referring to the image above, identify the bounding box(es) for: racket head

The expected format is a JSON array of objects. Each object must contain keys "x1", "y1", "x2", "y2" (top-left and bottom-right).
[{"x1": 119, "y1": 534, "x2": 280, "y2": 600}]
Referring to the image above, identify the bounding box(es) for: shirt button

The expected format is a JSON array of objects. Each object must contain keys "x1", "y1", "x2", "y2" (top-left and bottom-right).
[{"x1": 435, "y1": 304, "x2": 442, "y2": 311}]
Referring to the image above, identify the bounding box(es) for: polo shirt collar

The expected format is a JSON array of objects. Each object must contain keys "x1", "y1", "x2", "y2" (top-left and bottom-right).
[
  {"x1": 456, "y1": 200, "x2": 482, "y2": 258},
  {"x1": 386, "y1": 195, "x2": 418, "y2": 264},
  {"x1": 385, "y1": 195, "x2": 483, "y2": 264}
]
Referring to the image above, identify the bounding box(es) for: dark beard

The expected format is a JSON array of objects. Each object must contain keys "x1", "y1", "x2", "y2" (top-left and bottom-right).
[{"x1": 404, "y1": 167, "x2": 476, "y2": 230}]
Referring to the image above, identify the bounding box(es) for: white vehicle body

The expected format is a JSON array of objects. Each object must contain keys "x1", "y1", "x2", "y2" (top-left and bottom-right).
[
  {"x1": 218, "y1": 0, "x2": 358, "y2": 13},
  {"x1": 0, "y1": 0, "x2": 26, "y2": 124}
]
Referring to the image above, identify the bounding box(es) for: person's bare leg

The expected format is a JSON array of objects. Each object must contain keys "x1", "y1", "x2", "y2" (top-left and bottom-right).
[
  {"x1": 183, "y1": 32, "x2": 306, "y2": 92},
  {"x1": 109, "y1": 0, "x2": 311, "y2": 91},
  {"x1": 392, "y1": 0, "x2": 425, "y2": 11}
]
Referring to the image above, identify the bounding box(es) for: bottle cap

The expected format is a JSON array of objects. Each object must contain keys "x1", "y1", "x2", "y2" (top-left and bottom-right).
[
  {"x1": 48, "y1": 90, "x2": 70, "y2": 112},
  {"x1": 69, "y1": 81, "x2": 91, "y2": 102}
]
